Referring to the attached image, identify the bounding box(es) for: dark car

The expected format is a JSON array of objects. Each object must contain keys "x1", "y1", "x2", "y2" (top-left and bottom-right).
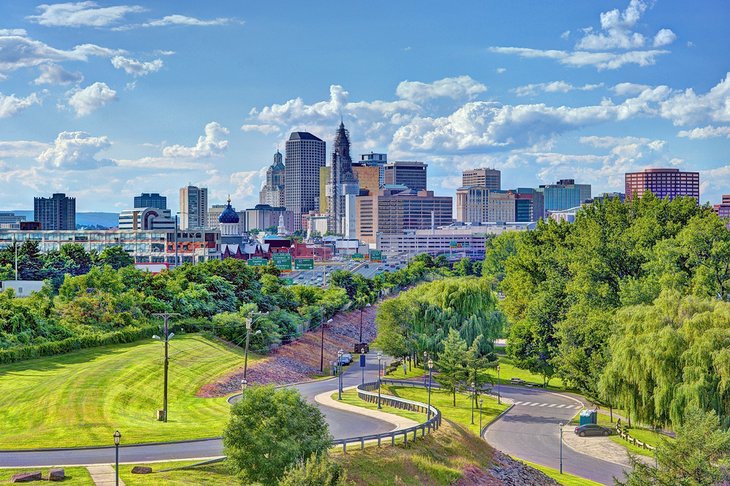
[{"x1": 574, "y1": 424, "x2": 612, "y2": 437}]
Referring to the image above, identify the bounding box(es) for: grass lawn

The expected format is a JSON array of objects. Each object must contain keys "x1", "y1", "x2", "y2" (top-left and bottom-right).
[
  {"x1": 381, "y1": 385, "x2": 508, "y2": 436},
  {"x1": 480, "y1": 356, "x2": 566, "y2": 390},
  {"x1": 0, "y1": 333, "x2": 258, "y2": 449},
  {"x1": 119, "y1": 460, "x2": 233, "y2": 485},
  {"x1": 518, "y1": 460, "x2": 603, "y2": 486},
  {"x1": 385, "y1": 364, "x2": 425, "y2": 379},
  {"x1": 0, "y1": 467, "x2": 93, "y2": 485},
  {"x1": 332, "y1": 389, "x2": 426, "y2": 423}
]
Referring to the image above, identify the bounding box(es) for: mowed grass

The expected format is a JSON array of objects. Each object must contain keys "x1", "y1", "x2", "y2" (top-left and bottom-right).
[
  {"x1": 480, "y1": 356, "x2": 566, "y2": 390},
  {"x1": 119, "y1": 460, "x2": 233, "y2": 485},
  {"x1": 0, "y1": 333, "x2": 256, "y2": 449},
  {"x1": 518, "y1": 460, "x2": 603, "y2": 486},
  {"x1": 332, "y1": 388, "x2": 426, "y2": 423},
  {"x1": 0, "y1": 467, "x2": 93, "y2": 485}
]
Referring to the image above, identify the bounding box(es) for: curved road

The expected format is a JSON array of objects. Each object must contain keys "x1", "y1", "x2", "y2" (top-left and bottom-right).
[
  {"x1": 0, "y1": 355, "x2": 390, "y2": 467},
  {"x1": 484, "y1": 385, "x2": 628, "y2": 485}
]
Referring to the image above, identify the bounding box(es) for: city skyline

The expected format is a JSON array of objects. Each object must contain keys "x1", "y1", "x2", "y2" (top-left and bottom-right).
[{"x1": 0, "y1": 0, "x2": 728, "y2": 212}]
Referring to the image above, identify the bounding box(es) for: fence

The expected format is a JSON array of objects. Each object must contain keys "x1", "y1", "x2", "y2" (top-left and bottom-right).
[
  {"x1": 615, "y1": 421, "x2": 656, "y2": 451},
  {"x1": 330, "y1": 381, "x2": 441, "y2": 453}
]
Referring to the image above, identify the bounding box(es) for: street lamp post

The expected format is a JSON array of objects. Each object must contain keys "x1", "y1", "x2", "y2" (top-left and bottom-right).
[
  {"x1": 337, "y1": 349, "x2": 344, "y2": 400},
  {"x1": 152, "y1": 312, "x2": 179, "y2": 423},
  {"x1": 243, "y1": 314, "x2": 265, "y2": 380},
  {"x1": 320, "y1": 318, "x2": 333, "y2": 373},
  {"x1": 471, "y1": 381, "x2": 475, "y2": 425},
  {"x1": 113, "y1": 430, "x2": 121, "y2": 486},
  {"x1": 241, "y1": 379, "x2": 247, "y2": 394},
  {"x1": 427, "y1": 358, "x2": 433, "y2": 421},
  {"x1": 359, "y1": 302, "x2": 371, "y2": 343},
  {"x1": 377, "y1": 351, "x2": 383, "y2": 409},
  {"x1": 479, "y1": 398, "x2": 484, "y2": 435},
  {"x1": 423, "y1": 351, "x2": 428, "y2": 387},
  {"x1": 497, "y1": 364, "x2": 501, "y2": 405},
  {"x1": 559, "y1": 422, "x2": 564, "y2": 474}
]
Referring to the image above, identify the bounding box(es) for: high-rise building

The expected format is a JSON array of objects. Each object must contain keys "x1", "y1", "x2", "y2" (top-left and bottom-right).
[
  {"x1": 284, "y1": 132, "x2": 326, "y2": 231},
  {"x1": 714, "y1": 194, "x2": 730, "y2": 229},
  {"x1": 319, "y1": 166, "x2": 330, "y2": 214},
  {"x1": 119, "y1": 208, "x2": 175, "y2": 230},
  {"x1": 259, "y1": 150, "x2": 286, "y2": 207},
  {"x1": 245, "y1": 204, "x2": 294, "y2": 234},
  {"x1": 34, "y1": 193, "x2": 75, "y2": 230},
  {"x1": 462, "y1": 168, "x2": 501, "y2": 190},
  {"x1": 383, "y1": 161, "x2": 427, "y2": 191},
  {"x1": 456, "y1": 186, "x2": 489, "y2": 223},
  {"x1": 0, "y1": 212, "x2": 26, "y2": 229},
  {"x1": 538, "y1": 179, "x2": 591, "y2": 214},
  {"x1": 624, "y1": 168, "x2": 700, "y2": 201},
  {"x1": 514, "y1": 188, "x2": 544, "y2": 223},
  {"x1": 487, "y1": 191, "x2": 516, "y2": 223},
  {"x1": 134, "y1": 193, "x2": 167, "y2": 210},
  {"x1": 352, "y1": 165, "x2": 381, "y2": 194},
  {"x1": 326, "y1": 122, "x2": 359, "y2": 235},
  {"x1": 359, "y1": 152, "x2": 387, "y2": 187},
  {"x1": 179, "y1": 185, "x2": 208, "y2": 229},
  {"x1": 355, "y1": 187, "x2": 452, "y2": 244}
]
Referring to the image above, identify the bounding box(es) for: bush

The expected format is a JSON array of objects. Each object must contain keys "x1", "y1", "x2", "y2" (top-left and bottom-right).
[{"x1": 279, "y1": 454, "x2": 349, "y2": 486}]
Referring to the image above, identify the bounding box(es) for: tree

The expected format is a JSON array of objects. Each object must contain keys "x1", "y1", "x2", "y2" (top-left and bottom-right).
[
  {"x1": 95, "y1": 246, "x2": 134, "y2": 269},
  {"x1": 618, "y1": 409, "x2": 730, "y2": 486},
  {"x1": 278, "y1": 454, "x2": 349, "y2": 486},
  {"x1": 435, "y1": 328, "x2": 470, "y2": 406},
  {"x1": 224, "y1": 385, "x2": 332, "y2": 485},
  {"x1": 453, "y1": 257, "x2": 472, "y2": 277}
]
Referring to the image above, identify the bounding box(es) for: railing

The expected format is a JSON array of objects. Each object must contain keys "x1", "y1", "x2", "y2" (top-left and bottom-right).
[
  {"x1": 331, "y1": 381, "x2": 441, "y2": 453},
  {"x1": 615, "y1": 421, "x2": 656, "y2": 451}
]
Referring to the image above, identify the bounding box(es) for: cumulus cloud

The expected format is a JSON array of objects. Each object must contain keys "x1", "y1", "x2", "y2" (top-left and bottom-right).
[
  {"x1": 576, "y1": 0, "x2": 649, "y2": 50},
  {"x1": 659, "y1": 73, "x2": 730, "y2": 126},
  {"x1": 111, "y1": 55, "x2": 163, "y2": 76},
  {"x1": 513, "y1": 81, "x2": 603, "y2": 97},
  {"x1": 677, "y1": 125, "x2": 730, "y2": 139},
  {"x1": 114, "y1": 14, "x2": 240, "y2": 30},
  {"x1": 68, "y1": 82, "x2": 117, "y2": 117},
  {"x1": 38, "y1": 131, "x2": 115, "y2": 170},
  {"x1": 28, "y1": 2, "x2": 145, "y2": 27},
  {"x1": 33, "y1": 63, "x2": 83, "y2": 85},
  {"x1": 396, "y1": 76, "x2": 487, "y2": 101},
  {"x1": 162, "y1": 122, "x2": 229, "y2": 158},
  {"x1": 241, "y1": 124, "x2": 280, "y2": 135},
  {"x1": 489, "y1": 46, "x2": 669, "y2": 70},
  {"x1": 653, "y1": 28, "x2": 677, "y2": 47},
  {"x1": 612, "y1": 82, "x2": 652, "y2": 96},
  {"x1": 0, "y1": 92, "x2": 41, "y2": 118},
  {"x1": 0, "y1": 29, "x2": 27, "y2": 36}
]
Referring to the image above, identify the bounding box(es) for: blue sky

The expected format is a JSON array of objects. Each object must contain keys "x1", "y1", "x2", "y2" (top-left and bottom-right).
[{"x1": 0, "y1": 0, "x2": 728, "y2": 212}]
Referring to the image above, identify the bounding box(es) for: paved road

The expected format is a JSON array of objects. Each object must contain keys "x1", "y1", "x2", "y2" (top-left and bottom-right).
[
  {"x1": 484, "y1": 385, "x2": 629, "y2": 485},
  {"x1": 0, "y1": 354, "x2": 391, "y2": 467}
]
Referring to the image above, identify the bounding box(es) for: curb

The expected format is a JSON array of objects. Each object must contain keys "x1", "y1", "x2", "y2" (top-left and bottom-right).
[{"x1": 481, "y1": 399, "x2": 515, "y2": 439}]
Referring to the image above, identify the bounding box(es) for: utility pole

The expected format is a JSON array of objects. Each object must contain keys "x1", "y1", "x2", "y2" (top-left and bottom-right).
[
  {"x1": 13, "y1": 234, "x2": 18, "y2": 281},
  {"x1": 174, "y1": 215, "x2": 179, "y2": 268},
  {"x1": 320, "y1": 318, "x2": 333, "y2": 373},
  {"x1": 152, "y1": 312, "x2": 179, "y2": 422}
]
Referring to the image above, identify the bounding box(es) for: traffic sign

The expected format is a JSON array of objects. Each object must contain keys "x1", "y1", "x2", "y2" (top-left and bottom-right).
[
  {"x1": 368, "y1": 250, "x2": 382, "y2": 262},
  {"x1": 352, "y1": 253, "x2": 364, "y2": 260},
  {"x1": 359, "y1": 354, "x2": 366, "y2": 367},
  {"x1": 247, "y1": 257, "x2": 267, "y2": 266},
  {"x1": 272, "y1": 252, "x2": 292, "y2": 270},
  {"x1": 280, "y1": 277, "x2": 294, "y2": 285},
  {"x1": 294, "y1": 258, "x2": 314, "y2": 270}
]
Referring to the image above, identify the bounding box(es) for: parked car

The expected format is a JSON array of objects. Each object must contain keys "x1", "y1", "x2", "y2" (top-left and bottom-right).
[
  {"x1": 574, "y1": 424, "x2": 612, "y2": 437},
  {"x1": 337, "y1": 353, "x2": 353, "y2": 365}
]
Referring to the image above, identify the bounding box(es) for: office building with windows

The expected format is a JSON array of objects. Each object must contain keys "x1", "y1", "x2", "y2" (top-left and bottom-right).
[
  {"x1": 133, "y1": 193, "x2": 167, "y2": 210},
  {"x1": 179, "y1": 185, "x2": 208, "y2": 230},
  {"x1": 624, "y1": 168, "x2": 700, "y2": 201},
  {"x1": 383, "y1": 161, "x2": 427, "y2": 191},
  {"x1": 462, "y1": 168, "x2": 501, "y2": 190},
  {"x1": 34, "y1": 193, "x2": 76, "y2": 230},
  {"x1": 259, "y1": 150, "x2": 286, "y2": 207},
  {"x1": 538, "y1": 179, "x2": 591, "y2": 215},
  {"x1": 285, "y1": 132, "x2": 326, "y2": 231},
  {"x1": 119, "y1": 208, "x2": 176, "y2": 230}
]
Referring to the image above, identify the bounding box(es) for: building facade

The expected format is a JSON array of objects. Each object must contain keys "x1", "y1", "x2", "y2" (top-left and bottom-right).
[
  {"x1": 326, "y1": 122, "x2": 359, "y2": 235},
  {"x1": 383, "y1": 161, "x2": 427, "y2": 191},
  {"x1": 538, "y1": 179, "x2": 591, "y2": 215},
  {"x1": 456, "y1": 186, "x2": 489, "y2": 223},
  {"x1": 34, "y1": 193, "x2": 76, "y2": 230},
  {"x1": 352, "y1": 165, "x2": 380, "y2": 194},
  {"x1": 119, "y1": 208, "x2": 176, "y2": 230},
  {"x1": 359, "y1": 152, "x2": 387, "y2": 187},
  {"x1": 714, "y1": 194, "x2": 730, "y2": 229},
  {"x1": 245, "y1": 204, "x2": 294, "y2": 234},
  {"x1": 462, "y1": 168, "x2": 501, "y2": 190},
  {"x1": 259, "y1": 150, "x2": 286, "y2": 207},
  {"x1": 487, "y1": 190, "x2": 516, "y2": 223},
  {"x1": 133, "y1": 193, "x2": 167, "y2": 210},
  {"x1": 0, "y1": 212, "x2": 26, "y2": 229},
  {"x1": 355, "y1": 187, "x2": 453, "y2": 244},
  {"x1": 179, "y1": 185, "x2": 208, "y2": 229},
  {"x1": 285, "y1": 132, "x2": 326, "y2": 231},
  {"x1": 624, "y1": 168, "x2": 700, "y2": 201}
]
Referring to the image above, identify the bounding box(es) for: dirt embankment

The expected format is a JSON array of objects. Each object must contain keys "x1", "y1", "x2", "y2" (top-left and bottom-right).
[{"x1": 197, "y1": 304, "x2": 378, "y2": 397}]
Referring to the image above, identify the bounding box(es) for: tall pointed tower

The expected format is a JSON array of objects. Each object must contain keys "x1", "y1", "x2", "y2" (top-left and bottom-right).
[{"x1": 327, "y1": 122, "x2": 359, "y2": 234}]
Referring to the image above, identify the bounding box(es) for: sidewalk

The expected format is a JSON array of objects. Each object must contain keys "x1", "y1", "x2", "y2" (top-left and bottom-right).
[
  {"x1": 561, "y1": 425, "x2": 653, "y2": 468},
  {"x1": 87, "y1": 464, "x2": 124, "y2": 486},
  {"x1": 314, "y1": 386, "x2": 419, "y2": 431}
]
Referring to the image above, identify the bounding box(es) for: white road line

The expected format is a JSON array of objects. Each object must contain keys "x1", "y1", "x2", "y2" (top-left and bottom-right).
[
  {"x1": 548, "y1": 404, "x2": 556, "y2": 407},
  {"x1": 529, "y1": 402, "x2": 539, "y2": 406},
  {"x1": 513, "y1": 401, "x2": 522, "y2": 405},
  {"x1": 521, "y1": 402, "x2": 532, "y2": 406},
  {"x1": 557, "y1": 404, "x2": 565, "y2": 408},
  {"x1": 539, "y1": 403, "x2": 548, "y2": 407}
]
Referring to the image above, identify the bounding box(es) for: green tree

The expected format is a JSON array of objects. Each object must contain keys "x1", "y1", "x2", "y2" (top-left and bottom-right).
[
  {"x1": 223, "y1": 385, "x2": 332, "y2": 485},
  {"x1": 95, "y1": 246, "x2": 134, "y2": 269},
  {"x1": 278, "y1": 454, "x2": 349, "y2": 486},
  {"x1": 618, "y1": 409, "x2": 730, "y2": 486},
  {"x1": 436, "y1": 328, "x2": 470, "y2": 406}
]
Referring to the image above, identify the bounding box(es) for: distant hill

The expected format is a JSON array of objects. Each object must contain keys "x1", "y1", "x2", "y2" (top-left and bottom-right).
[{"x1": 12, "y1": 211, "x2": 119, "y2": 229}]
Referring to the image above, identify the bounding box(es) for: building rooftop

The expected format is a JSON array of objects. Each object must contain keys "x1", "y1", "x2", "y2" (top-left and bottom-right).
[{"x1": 288, "y1": 132, "x2": 323, "y2": 142}]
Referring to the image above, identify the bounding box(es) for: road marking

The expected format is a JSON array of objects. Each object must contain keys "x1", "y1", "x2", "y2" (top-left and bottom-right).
[
  {"x1": 529, "y1": 402, "x2": 539, "y2": 406},
  {"x1": 548, "y1": 404, "x2": 556, "y2": 407},
  {"x1": 513, "y1": 401, "x2": 522, "y2": 405},
  {"x1": 539, "y1": 403, "x2": 548, "y2": 407}
]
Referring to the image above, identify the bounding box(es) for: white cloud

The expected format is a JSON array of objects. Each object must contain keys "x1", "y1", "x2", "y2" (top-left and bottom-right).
[
  {"x1": 28, "y1": 2, "x2": 145, "y2": 27},
  {"x1": 489, "y1": 46, "x2": 669, "y2": 70},
  {"x1": 677, "y1": 125, "x2": 730, "y2": 139},
  {"x1": 115, "y1": 14, "x2": 240, "y2": 30},
  {"x1": 653, "y1": 28, "x2": 677, "y2": 47},
  {"x1": 612, "y1": 82, "x2": 652, "y2": 96},
  {"x1": 560, "y1": 30, "x2": 571, "y2": 40},
  {"x1": 0, "y1": 92, "x2": 41, "y2": 118},
  {"x1": 111, "y1": 55, "x2": 163, "y2": 76},
  {"x1": 0, "y1": 29, "x2": 27, "y2": 36},
  {"x1": 396, "y1": 75, "x2": 487, "y2": 101},
  {"x1": 0, "y1": 141, "x2": 49, "y2": 158},
  {"x1": 576, "y1": 0, "x2": 649, "y2": 50},
  {"x1": 38, "y1": 131, "x2": 115, "y2": 170},
  {"x1": 68, "y1": 82, "x2": 117, "y2": 117},
  {"x1": 0, "y1": 33, "x2": 123, "y2": 77},
  {"x1": 496, "y1": 67, "x2": 507, "y2": 74},
  {"x1": 241, "y1": 124, "x2": 280, "y2": 135},
  {"x1": 513, "y1": 81, "x2": 603, "y2": 97},
  {"x1": 659, "y1": 73, "x2": 730, "y2": 126},
  {"x1": 162, "y1": 122, "x2": 229, "y2": 158},
  {"x1": 33, "y1": 63, "x2": 84, "y2": 85}
]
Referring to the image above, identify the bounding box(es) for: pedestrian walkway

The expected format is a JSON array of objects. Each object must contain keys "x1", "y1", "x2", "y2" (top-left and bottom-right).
[
  {"x1": 512, "y1": 400, "x2": 583, "y2": 409},
  {"x1": 86, "y1": 464, "x2": 124, "y2": 486},
  {"x1": 315, "y1": 386, "x2": 419, "y2": 431}
]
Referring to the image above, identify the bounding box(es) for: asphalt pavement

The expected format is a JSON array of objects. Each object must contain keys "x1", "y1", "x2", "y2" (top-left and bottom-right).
[
  {"x1": 0, "y1": 354, "x2": 391, "y2": 467},
  {"x1": 484, "y1": 385, "x2": 629, "y2": 485}
]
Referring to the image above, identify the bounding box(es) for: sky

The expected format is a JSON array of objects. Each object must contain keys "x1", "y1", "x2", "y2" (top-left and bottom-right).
[{"x1": 0, "y1": 0, "x2": 729, "y2": 212}]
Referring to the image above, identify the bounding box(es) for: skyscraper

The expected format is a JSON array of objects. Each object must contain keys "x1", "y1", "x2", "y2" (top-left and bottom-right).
[
  {"x1": 326, "y1": 122, "x2": 359, "y2": 235},
  {"x1": 624, "y1": 168, "x2": 700, "y2": 201},
  {"x1": 34, "y1": 193, "x2": 75, "y2": 230},
  {"x1": 285, "y1": 131, "x2": 326, "y2": 231},
  {"x1": 537, "y1": 179, "x2": 591, "y2": 214},
  {"x1": 259, "y1": 150, "x2": 286, "y2": 207},
  {"x1": 462, "y1": 168, "x2": 501, "y2": 190},
  {"x1": 179, "y1": 185, "x2": 208, "y2": 229},
  {"x1": 383, "y1": 161, "x2": 428, "y2": 191},
  {"x1": 134, "y1": 193, "x2": 167, "y2": 209}
]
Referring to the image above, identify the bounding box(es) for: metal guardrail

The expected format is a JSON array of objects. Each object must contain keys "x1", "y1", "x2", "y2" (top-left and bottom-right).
[{"x1": 331, "y1": 381, "x2": 441, "y2": 453}]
